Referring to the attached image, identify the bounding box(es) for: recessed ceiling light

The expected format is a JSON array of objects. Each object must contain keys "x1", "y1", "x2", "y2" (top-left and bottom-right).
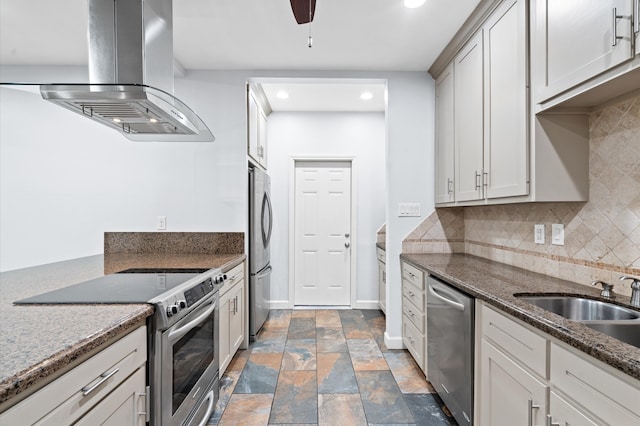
[
  {"x1": 360, "y1": 91, "x2": 373, "y2": 101},
  {"x1": 276, "y1": 91, "x2": 289, "y2": 99},
  {"x1": 112, "y1": 118, "x2": 121, "y2": 123},
  {"x1": 404, "y1": 0, "x2": 426, "y2": 8},
  {"x1": 149, "y1": 118, "x2": 158, "y2": 123}
]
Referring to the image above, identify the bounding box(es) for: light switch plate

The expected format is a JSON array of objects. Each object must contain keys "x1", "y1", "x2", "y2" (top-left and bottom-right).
[
  {"x1": 157, "y1": 216, "x2": 167, "y2": 230},
  {"x1": 398, "y1": 203, "x2": 421, "y2": 217},
  {"x1": 534, "y1": 224, "x2": 545, "y2": 244},
  {"x1": 552, "y1": 224, "x2": 564, "y2": 245}
]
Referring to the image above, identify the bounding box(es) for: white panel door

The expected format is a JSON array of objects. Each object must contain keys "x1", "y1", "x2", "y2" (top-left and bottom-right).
[
  {"x1": 454, "y1": 31, "x2": 485, "y2": 202},
  {"x1": 294, "y1": 161, "x2": 352, "y2": 306},
  {"x1": 435, "y1": 62, "x2": 456, "y2": 204},
  {"x1": 483, "y1": 0, "x2": 529, "y2": 199}
]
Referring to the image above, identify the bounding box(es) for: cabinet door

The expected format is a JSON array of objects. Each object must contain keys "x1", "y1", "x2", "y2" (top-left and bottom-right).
[
  {"x1": 548, "y1": 391, "x2": 599, "y2": 426},
  {"x1": 479, "y1": 339, "x2": 548, "y2": 426},
  {"x1": 535, "y1": 0, "x2": 634, "y2": 102},
  {"x1": 378, "y1": 260, "x2": 386, "y2": 314},
  {"x1": 435, "y1": 62, "x2": 455, "y2": 204},
  {"x1": 229, "y1": 281, "x2": 245, "y2": 353},
  {"x1": 247, "y1": 90, "x2": 260, "y2": 164},
  {"x1": 633, "y1": 0, "x2": 640, "y2": 55},
  {"x1": 483, "y1": 0, "x2": 529, "y2": 199},
  {"x1": 257, "y1": 108, "x2": 268, "y2": 169},
  {"x1": 454, "y1": 31, "x2": 484, "y2": 202},
  {"x1": 219, "y1": 293, "x2": 232, "y2": 375},
  {"x1": 75, "y1": 367, "x2": 146, "y2": 426}
]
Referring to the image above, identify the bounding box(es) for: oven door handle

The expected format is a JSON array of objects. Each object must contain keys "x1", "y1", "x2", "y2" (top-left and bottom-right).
[
  {"x1": 167, "y1": 300, "x2": 216, "y2": 344},
  {"x1": 196, "y1": 390, "x2": 216, "y2": 426}
]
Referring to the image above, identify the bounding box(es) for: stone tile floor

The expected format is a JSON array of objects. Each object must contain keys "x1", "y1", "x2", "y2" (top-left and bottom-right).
[{"x1": 208, "y1": 309, "x2": 457, "y2": 426}]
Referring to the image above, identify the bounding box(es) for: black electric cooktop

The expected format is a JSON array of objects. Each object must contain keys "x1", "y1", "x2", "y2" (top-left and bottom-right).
[{"x1": 14, "y1": 271, "x2": 205, "y2": 305}]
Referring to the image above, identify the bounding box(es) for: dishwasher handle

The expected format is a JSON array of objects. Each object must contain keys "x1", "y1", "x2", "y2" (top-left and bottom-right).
[{"x1": 428, "y1": 282, "x2": 465, "y2": 311}]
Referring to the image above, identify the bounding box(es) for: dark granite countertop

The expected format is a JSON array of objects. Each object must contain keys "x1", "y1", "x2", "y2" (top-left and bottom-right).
[
  {"x1": 0, "y1": 252, "x2": 245, "y2": 409},
  {"x1": 400, "y1": 253, "x2": 640, "y2": 381}
]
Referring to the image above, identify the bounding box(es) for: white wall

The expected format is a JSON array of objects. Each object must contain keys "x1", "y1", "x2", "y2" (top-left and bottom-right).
[
  {"x1": 267, "y1": 111, "x2": 385, "y2": 308},
  {"x1": 0, "y1": 67, "x2": 249, "y2": 272}
]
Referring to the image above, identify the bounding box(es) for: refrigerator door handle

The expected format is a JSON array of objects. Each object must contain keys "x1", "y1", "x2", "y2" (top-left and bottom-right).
[
  {"x1": 256, "y1": 265, "x2": 273, "y2": 279},
  {"x1": 261, "y1": 191, "x2": 273, "y2": 247}
]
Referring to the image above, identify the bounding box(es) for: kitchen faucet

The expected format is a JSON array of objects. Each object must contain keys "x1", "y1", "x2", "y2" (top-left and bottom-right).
[
  {"x1": 592, "y1": 280, "x2": 615, "y2": 299},
  {"x1": 620, "y1": 275, "x2": 640, "y2": 307}
]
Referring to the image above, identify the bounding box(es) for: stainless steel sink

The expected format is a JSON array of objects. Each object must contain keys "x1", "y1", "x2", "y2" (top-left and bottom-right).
[
  {"x1": 583, "y1": 322, "x2": 640, "y2": 349},
  {"x1": 517, "y1": 295, "x2": 640, "y2": 321}
]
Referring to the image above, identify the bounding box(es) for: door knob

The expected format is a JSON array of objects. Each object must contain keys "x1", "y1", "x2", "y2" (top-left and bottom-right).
[{"x1": 345, "y1": 242, "x2": 350, "y2": 248}]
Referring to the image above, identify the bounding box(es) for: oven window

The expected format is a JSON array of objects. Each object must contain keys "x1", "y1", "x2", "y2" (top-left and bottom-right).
[{"x1": 172, "y1": 314, "x2": 214, "y2": 414}]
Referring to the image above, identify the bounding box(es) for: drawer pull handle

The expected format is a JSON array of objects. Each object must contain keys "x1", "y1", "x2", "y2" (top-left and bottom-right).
[
  {"x1": 612, "y1": 8, "x2": 624, "y2": 46},
  {"x1": 82, "y1": 367, "x2": 119, "y2": 396}
]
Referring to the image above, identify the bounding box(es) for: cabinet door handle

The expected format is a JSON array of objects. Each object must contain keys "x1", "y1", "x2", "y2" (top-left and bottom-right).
[
  {"x1": 483, "y1": 171, "x2": 488, "y2": 188},
  {"x1": 635, "y1": 0, "x2": 639, "y2": 34},
  {"x1": 528, "y1": 399, "x2": 540, "y2": 426},
  {"x1": 81, "y1": 367, "x2": 119, "y2": 396},
  {"x1": 546, "y1": 415, "x2": 560, "y2": 426},
  {"x1": 613, "y1": 8, "x2": 624, "y2": 46},
  {"x1": 475, "y1": 171, "x2": 481, "y2": 190},
  {"x1": 235, "y1": 295, "x2": 239, "y2": 314},
  {"x1": 447, "y1": 178, "x2": 453, "y2": 194}
]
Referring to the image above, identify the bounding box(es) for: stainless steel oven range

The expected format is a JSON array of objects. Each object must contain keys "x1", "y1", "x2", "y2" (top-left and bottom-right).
[
  {"x1": 15, "y1": 267, "x2": 228, "y2": 426},
  {"x1": 147, "y1": 269, "x2": 226, "y2": 426}
]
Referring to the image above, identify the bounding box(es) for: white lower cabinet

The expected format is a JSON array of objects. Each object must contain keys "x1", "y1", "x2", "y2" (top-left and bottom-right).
[
  {"x1": 0, "y1": 327, "x2": 147, "y2": 426},
  {"x1": 401, "y1": 260, "x2": 426, "y2": 373},
  {"x1": 479, "y1": 339, "x2": 548, "y2": 426},
  {"x1": 219, "y1": 261, "x2": 247, "y2": 375},
  {"x1": 476, "y1": 302, "x2": 640, "y2": 425}
]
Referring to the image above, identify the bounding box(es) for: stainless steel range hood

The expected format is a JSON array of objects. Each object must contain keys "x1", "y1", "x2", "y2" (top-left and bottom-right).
[{"x1": 39, "y1": 0, "x2": 214, "y2": 142}]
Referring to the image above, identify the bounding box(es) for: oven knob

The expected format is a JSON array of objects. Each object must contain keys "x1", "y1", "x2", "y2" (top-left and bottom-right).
[
  {"x1": 166, "y1": 305, "x2": 179, "y2": 317},
  {"x1": 222, "y1": 274, "x2": 228, "y2": 281},
  {"x1": 178, "y1": 300, "x2": 187, "y2": 309}
]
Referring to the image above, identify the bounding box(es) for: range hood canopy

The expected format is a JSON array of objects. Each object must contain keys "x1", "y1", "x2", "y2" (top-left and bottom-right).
[{"x1": 39, "y1": 0, "x2": 214, "y2": 142}]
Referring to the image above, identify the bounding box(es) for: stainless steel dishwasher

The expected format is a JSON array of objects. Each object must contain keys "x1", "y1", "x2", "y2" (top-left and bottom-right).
[{"x1": 427, "y1": 275, "x2": 474, "y2": 426}]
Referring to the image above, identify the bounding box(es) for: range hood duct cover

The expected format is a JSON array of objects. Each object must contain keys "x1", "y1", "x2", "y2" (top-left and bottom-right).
[{"x1": 39, "y1": 0, "x2": 214, "y2": 142}]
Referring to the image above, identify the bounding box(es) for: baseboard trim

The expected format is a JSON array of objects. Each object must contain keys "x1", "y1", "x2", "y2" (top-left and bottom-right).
[
  {"x1": 269, "y1": 300, "x2": 291, "y2": 309},
  {"x1": 384, "y1": 331, "x2": 404, "y2": 350},
  {"x1": 353, "y1": 300, "x2": 381, "y2": 310}
]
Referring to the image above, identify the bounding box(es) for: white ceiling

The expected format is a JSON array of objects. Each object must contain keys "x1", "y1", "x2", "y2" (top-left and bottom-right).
[{"x1": 0, "y1": 0, "x2": 481, "y2": 111}]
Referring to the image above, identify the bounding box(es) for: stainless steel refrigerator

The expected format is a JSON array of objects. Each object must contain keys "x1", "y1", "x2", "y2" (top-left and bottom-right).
[{"x1": 248, "y1": 166, "x2": 272, "y2": 340}]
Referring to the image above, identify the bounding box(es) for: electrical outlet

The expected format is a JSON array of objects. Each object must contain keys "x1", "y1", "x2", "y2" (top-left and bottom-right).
[
  {"x1": 399, "y1": 203, "x2": 421, "y2": 217},
  {"x1": 534, "y1": 224, "x2": 545, "y2": 244},
  {"x1": 552, "y1": 224, "x2": 564, "y2": 245},
  {"x1": 157, "y1": 216, "x2": 167, "y2": 230}
]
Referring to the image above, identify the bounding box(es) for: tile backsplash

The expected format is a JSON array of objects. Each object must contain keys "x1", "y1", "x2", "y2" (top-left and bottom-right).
[{"x1": 404, "y1": 93, "x2": 640, "y2": 297}]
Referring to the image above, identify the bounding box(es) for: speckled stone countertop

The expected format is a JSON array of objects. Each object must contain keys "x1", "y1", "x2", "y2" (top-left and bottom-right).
[
  {"x1": 401, "y1": 253, "x2": 640, "y2": 381},
  {"x1": 0, "y1": 252, "x2": 245, "y2": 408}
]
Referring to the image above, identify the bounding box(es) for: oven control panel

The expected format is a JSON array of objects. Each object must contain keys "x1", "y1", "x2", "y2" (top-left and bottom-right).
[{"x1": 184, "y1": 278, "x2": 215, "y2": 308}]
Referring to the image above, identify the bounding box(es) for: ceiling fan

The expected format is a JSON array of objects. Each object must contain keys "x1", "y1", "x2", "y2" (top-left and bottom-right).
[{"x1": 290, "y1": 0, "x2": 316, "y2": 24}]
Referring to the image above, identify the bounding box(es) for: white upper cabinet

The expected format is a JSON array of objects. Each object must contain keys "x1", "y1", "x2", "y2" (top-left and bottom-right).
[
  {"x1": 534, "y1": 0, "x2": 635, "y2": 103},
  {"x1": 434, "y1": 63, "x2": 455, "y2": 204},
  {"x1": 435, "y1": 0, "x2": 529, "y2": 206},
  {"x1": 636, "y1": 0, "x2": 640, "y2": 55},
  {"x1": 454, "y1": 31, "x2": 485, "y2": 203},
  {"x1": 247, "y1": 86, "x2": 269, "y2": 170},
  {"x1": 483, "y1": 0, "x2": 529, "y2": 199}
]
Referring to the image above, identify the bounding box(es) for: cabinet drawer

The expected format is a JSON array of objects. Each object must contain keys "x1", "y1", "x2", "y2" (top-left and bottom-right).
[
  {"x1": 402, "y1": 280, "x2": 425, "y2": 310},
  {"x1": 221, "y1": 262, "x2": 245, "y2": 297},
  {"x1": 480, "y1": 303, "x2": 547, "y2": 378},
  {"x1": 403, "y1": 315, "x2": 425, "y2": 369},
  {"x1": 550, "y1": 343, "x2": 640, "y2": 425},
  {"x1": 401, "y1": 261, "x2": 425, "y2": 289},
  {"x1": 403, "y1": 296, "x2": 425, "y2": 333},
  {"x1": 376, "y1": 247, "x2": 385, "y2": 263},
  {"x1": 1, "y1": 327, "x2": 147, "y2": 425}
]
